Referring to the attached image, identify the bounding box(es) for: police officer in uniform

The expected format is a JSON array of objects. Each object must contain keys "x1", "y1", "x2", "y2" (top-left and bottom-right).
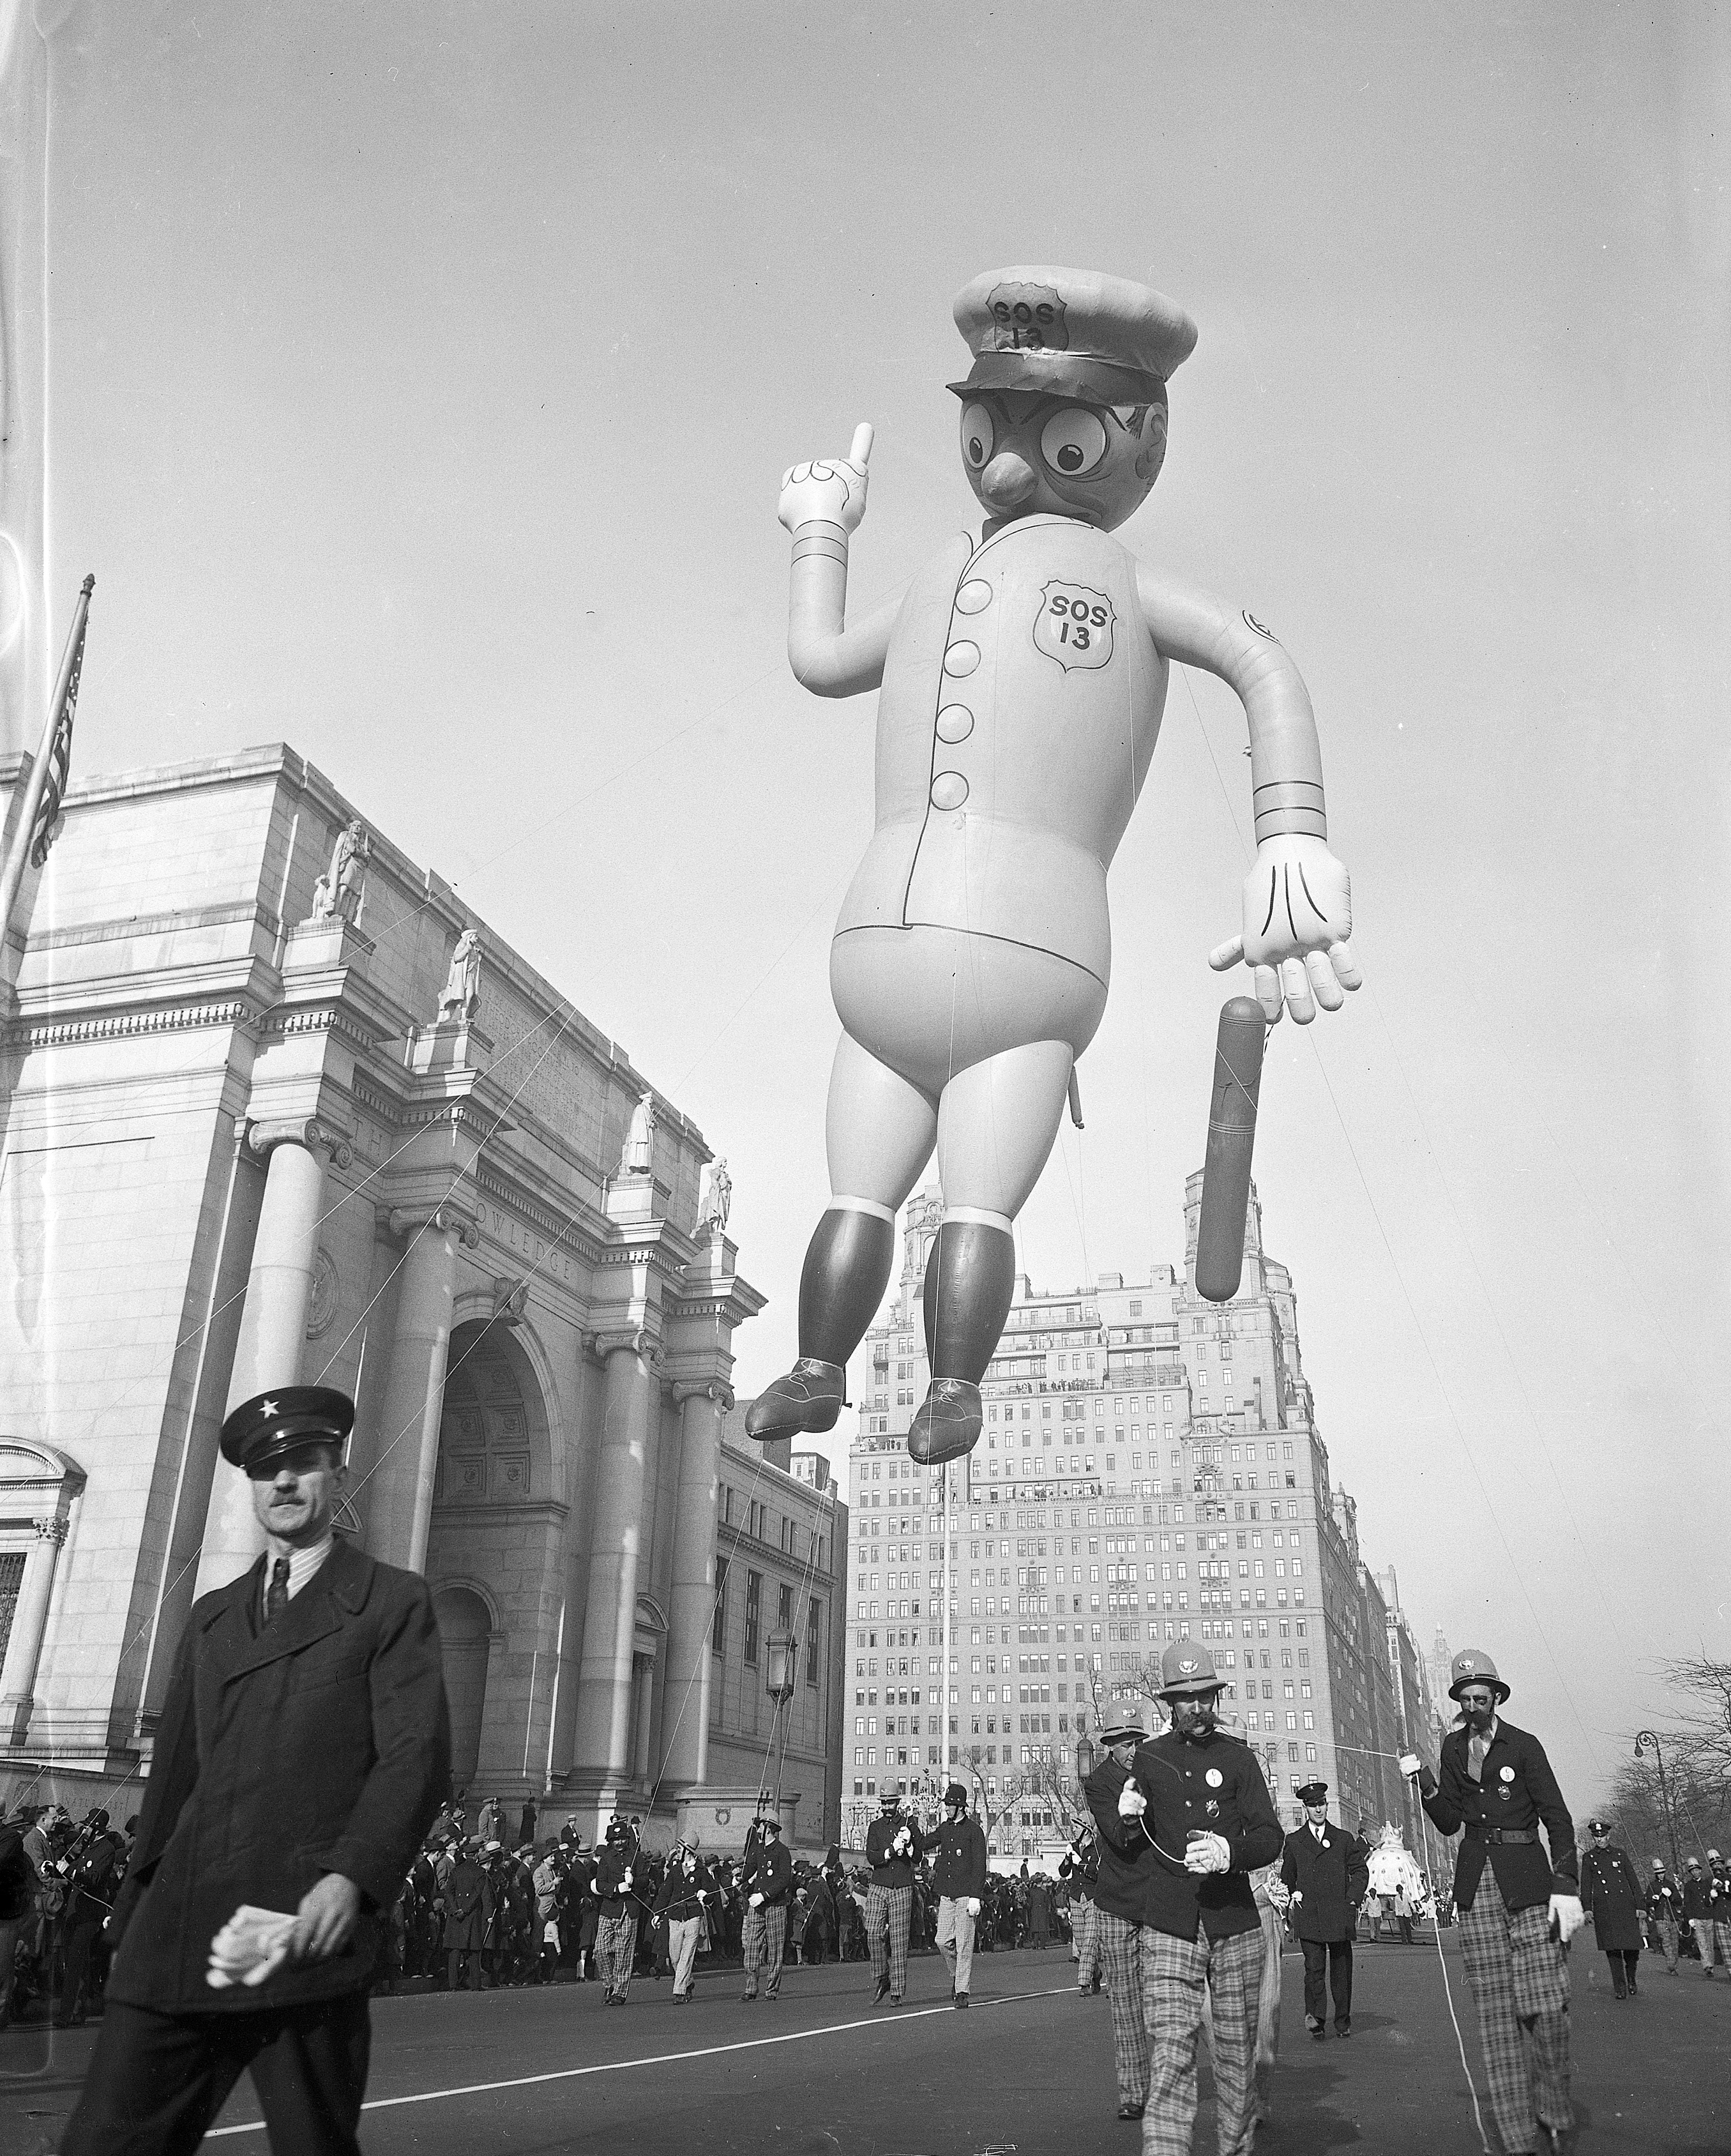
[
  {"x1": 62, "y1": 1387, "x2": 450, "y2": 2156},
  {"x1": 1280, "y1": 1779, "x2": 1368, "y2": 2038},
  {"x1": 1117, "y1": 1645, "x2": 1282, "y2": 2156},
  {"x1": 1578, "y1": 1818, "x2": 1642, "y2": 1998},
  {"x1": 1405, "y1": 1647, "x2": 1582, "y2": 2156}
]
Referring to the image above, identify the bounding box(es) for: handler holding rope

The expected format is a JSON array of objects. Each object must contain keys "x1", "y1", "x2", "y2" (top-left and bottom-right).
[
  {"x1": 1402, "y1": 1648, "x2": 1583, "y2": 2156},
  {"x1": 1117, "y1": 1642, "x2": 1282, "y2": 2156}
]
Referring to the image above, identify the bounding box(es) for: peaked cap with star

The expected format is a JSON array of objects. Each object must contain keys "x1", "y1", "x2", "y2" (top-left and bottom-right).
[{"x1": 220, "y1": 1385, "x2": 354, "y2": 1471}]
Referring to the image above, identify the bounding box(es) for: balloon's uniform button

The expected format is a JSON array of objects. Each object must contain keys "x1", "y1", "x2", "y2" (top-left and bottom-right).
[
  {"x1": 953, "y1": 580, "x2": 993, "y2": 616},
  {"x1": 930, "y1": 771, "x2": 969, "y2": 810},
  {"x1": 935, "y1": 705, "x2": 974, "y2": 744},
  {"x1": 942, "y1": 641, "x2": 980, "y2": 678}
]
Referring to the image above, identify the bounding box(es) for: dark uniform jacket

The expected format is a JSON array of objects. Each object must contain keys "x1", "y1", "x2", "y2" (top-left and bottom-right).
[
  {"x1": 443, "y1": 1855, "x2": 487, "y2": 1951},
  {"x1": 1645, "y1": 1871, "x2": 1682, "y2": 1925},
  {"x1": 1280, "y1": 1820, "x2": 1368, "y2": 1943},
  {"x1": 654, "y1": 1852, "x2": 711, "y2": 1924},
  {"x1": 1124, "y1": 1729, "x2": 1282, "y2": 1942},
  {"x1": 742, "y1": 1838, "x2": 793, "y2": 1908},
  {"x1": 1084, "y1": 1753, "x2": 1161, "y2": 1924},
  {"x1": 865, "y1": 1811, "x2": 928, "y2": 1889},
  {"x1": 1059, "y1": 1839, "x2": 1100, "y2": 1903},
  {"x1": 1416, "y1": 1717, "x2": 1576, "y2": 1915},
  {"x1": 1579, "y1": 1842, "x2": 1642, "y2": 1952},
  {"x1": 930, "y1": 1814, "x2": 988, "y2": 1901},
  {"x1": 108, "y1": 1538, "x2": 450, "y2": 2013},
  {"x1": 1681, "y1": 1871, "x2": 1714, "y2": 1922},
  {"x1": 594, "y1": 1843, "x2": 636, "y2": 1919}
]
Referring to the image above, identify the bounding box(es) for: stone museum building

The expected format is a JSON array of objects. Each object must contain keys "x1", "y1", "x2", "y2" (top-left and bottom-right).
[
  {"x1": 0, "y1": 740, "x2": 817, "y2": 1845},
  {"x1": 842, "y1": 1176, "x2": 1444, "y2": 1860}
]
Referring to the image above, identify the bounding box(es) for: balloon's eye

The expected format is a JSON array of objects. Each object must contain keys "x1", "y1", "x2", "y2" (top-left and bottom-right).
[
  {"x1": 1039, "y1": 408, "x2": 1109, "y2": 478},
  {"x1": 960, "y1": 402, "x2": 995, "y2": 469}
]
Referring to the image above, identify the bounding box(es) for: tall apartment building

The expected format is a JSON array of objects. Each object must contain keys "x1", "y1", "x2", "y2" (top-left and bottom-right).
[{"x1": 841, "y1": 1175, "x2": 1439, "y2": 1857}]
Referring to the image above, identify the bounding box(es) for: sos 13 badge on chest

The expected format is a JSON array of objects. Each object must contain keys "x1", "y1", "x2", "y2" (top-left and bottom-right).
[{"x1": 1036, "y1": 580, "x2": 1114, "y2": 672}]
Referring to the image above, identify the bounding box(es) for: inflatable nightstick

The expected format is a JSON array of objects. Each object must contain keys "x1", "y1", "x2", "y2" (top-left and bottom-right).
[
  {"x1": 746, "y1": 265, "x2": 1360, "y2": 1464},
  {"x1": 1196, "y1": 998, "x2": 1267, "y2": 1304}
]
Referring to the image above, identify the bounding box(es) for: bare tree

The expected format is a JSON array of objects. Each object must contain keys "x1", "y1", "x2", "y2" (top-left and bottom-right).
[
  {"x1": 1656, "y1": 1655, "x2": 1731, "y2": 1799},
  {"x1": 959, "y1": 1745, "x2": 1028, "y2": 1854}
]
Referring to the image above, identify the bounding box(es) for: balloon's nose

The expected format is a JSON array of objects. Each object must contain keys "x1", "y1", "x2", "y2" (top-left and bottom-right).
[{"x1": 978, "y1": 450, "x2": 1038, "y2": 510}]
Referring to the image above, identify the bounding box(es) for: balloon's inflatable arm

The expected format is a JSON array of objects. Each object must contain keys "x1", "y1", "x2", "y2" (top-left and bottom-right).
[
  {"x1": 1136, "y1": 567, "x2": 1361, "y2": 1026},
  {"x1": 780, "y1": 421, "x2": 900, "y2": 697}
]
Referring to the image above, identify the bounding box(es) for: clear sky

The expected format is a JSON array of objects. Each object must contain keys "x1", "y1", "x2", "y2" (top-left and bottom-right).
[{"x1": 33, "y1": 1, "x2": 1729, "y2": 1816}]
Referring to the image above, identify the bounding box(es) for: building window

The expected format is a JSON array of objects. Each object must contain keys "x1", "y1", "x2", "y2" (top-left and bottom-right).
[
  {"x1": 745, "y1": 1571, "x2": 761, "y2": 1664},
  {"x1": 712, "y1": 1555, "x2": 727, "y2": 1655},
  {"x1": 778, "y1": 1581, "x2": 793, "y2": 1631},
  {"x1": 806, "y1": 1600, "x2": 822, "y2": 1686}
]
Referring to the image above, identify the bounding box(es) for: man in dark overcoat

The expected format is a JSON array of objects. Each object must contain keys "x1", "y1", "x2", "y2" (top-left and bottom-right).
[
  {"x1": 1405, "y1": 1646, "x2": 1582, "y2": 2156},
  {"x1": 1578, "y1": 1819, "x2": 1642, "y2": 1998},
  {"x1": 1280, "y1": 1779, "x2": 1368, "y2": 2038},
  {"x1": 62, "y1": 1386, "x2": 450, "y2": 2156},
  {"x1": 442, "y1": 1841, "x2": 488, "y2": 1990}
]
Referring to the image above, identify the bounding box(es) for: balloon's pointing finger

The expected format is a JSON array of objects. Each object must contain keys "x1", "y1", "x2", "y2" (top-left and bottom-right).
[{"x1": 850, "y1": 421, "x2": 874, "y2": 468}]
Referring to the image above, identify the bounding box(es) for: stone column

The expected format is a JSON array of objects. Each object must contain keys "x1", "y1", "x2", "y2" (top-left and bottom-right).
[
  {"x1": 365, "y1": 1203, "x2": 478, "y2": 1572},
  {"x1": 1, "y1": 1515, "x2": 69, "y2": 1745},
  {"x1": 660, "y1": 1381, "x2": 729, "y2": 1794},
  {"x1": 195, "y1": 1119, "x2": 344, "y2": 1596},
  {"x1": 569, "y1": 1331, "x2": 656, "y2": 1790}
]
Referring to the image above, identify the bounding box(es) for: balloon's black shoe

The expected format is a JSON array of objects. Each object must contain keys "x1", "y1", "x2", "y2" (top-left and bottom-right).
[
  {"x1": 907, "y1": 1379, "x2": 982, "y2": 1464},
  {"x1": 746, "y1": 1359, "x2": 845, "y2": 1441}
]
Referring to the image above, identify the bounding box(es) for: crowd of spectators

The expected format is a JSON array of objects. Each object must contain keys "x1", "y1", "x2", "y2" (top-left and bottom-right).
[{"x1": 0, "y1": 1801, "x2": 137, "y2": 2030}]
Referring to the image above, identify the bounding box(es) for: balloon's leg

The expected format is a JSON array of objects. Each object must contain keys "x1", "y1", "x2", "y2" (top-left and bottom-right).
[
  {"x1": 906, "y1": 1039, "x2": 1072, "y2": 1466},
  {"x1": 746, "y1": 1033, "x2": 937, "y2": 1445},
  {"x1": 1195, "y1": 998, "x2": 1267, "y2": 1303}
]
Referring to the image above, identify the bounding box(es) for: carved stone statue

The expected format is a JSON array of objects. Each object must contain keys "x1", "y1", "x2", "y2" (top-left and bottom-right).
[
  {"x1": 698, "y1": 1156, "x2": 732, "y2": 1238},
  {"x1": 310, "y1": 817, "x2": 370, "y2": 926},
  {"x1": 619, "y1": 1089, "x2": 656, "y2": 1176},
  {"x1": 437, "y1": 927, "x2": 482, "y2": 1023}
]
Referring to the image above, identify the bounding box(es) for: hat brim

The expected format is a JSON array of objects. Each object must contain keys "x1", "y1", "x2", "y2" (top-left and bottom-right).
[
  {"x1": 1098, "y1": 1724, "x2": 1146, "y2": 1745},
  {"x1": 1158, "y1": 1680, "x2": 1225, "y2": 1701},
  {"x1": 1448, "y1": 1676, "x2": 1511, "y2": 1704},
  {"x1": 223, "y1": 1418, "x2": 349, "y2": 1471},
  {"x1": 949, "y1": 349, "x2": 1170, "y2": 408}
]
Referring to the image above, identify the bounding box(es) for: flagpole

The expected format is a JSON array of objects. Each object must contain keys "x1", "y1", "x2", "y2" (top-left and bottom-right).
[{"x1": 0, "y1": 573, "x2": 94, "y2": 956}]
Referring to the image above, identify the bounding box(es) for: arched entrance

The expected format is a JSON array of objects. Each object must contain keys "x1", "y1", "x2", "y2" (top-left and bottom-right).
[
  {"x1": 434, "y1": 1583, "x2": 493, "y2": 1791},
  {"x1": 425, "y1": 1317, "x2": 564, "y2": 1800}
]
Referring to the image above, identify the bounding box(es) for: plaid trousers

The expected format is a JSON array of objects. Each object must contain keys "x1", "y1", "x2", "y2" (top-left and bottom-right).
[
  {"x1": 1142, "y1": 1922, "x2": 1263, "y2": 2156},
  {"x1": 742, "y1": 1902, "x2": 787, "y2": 1995},
  {"x1": 1075, "y1": 1899, "x2": 1101, "y2": 1987},
  {"x1": 1094, "y1": 1910, "x2": 1147, "y2": 2109},
  {"x1": 1459, "y1": 1867, "x2": 1571, "y2": 2153},
  {"x1": 1714, "y1": 1920, "x2": 1731, "y2": 1969},
  {"x1": 1651, "y1": 1914, "x2": 1679, "y2": 1970},
  {"x1": 865, "y1": 1884, "x2": 913, "y2": 1996},
  {"x1": 596, "y1": 1911, "x2": 637, "y2": 2000}
]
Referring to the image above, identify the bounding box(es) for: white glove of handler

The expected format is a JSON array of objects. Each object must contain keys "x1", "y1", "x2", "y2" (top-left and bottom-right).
[
  {"x1": 1289, "y1": 1888, "x2": 1304, "y2": 1906},
  {"x1": 1398, "y1": 1752, "x2": 1422, "y2": 1778},
  {"x1": 749, "y1": 1891, "x2": 765, "y2": 1908},
  {"x1": 965, "y1": 1896, "x2": 981, "y2": 1917},
  {"x1": 1548, "y1": 1893, "x2": 1585, "y2": 1945},
  {"x1": 621, "y1": 1869, "x2": 633, "y2": 1889},
  {"x1": 778, "y1": 423, "x2": 873, "y2": 535},
  {"x1": 1117, "y1": 1783, "x2": 1147, "y2": 1819},
  {"x1": 1185, "y1": 1832, "x2": 1232, "y2": 1876}
]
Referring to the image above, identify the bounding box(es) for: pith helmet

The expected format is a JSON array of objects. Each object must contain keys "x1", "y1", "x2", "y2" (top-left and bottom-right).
[
  {"x1": 1448, "y1": 1648, "x2": 1510, "y2": 1704},
  {"x1": 1157, "y1": 1641, "x2": 1222, "y2": 1700}
]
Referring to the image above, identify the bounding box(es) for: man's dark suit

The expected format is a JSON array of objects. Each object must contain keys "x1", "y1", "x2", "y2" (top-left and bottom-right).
[
  {"x1": 1280, "y1": 1819, "x2": 1368, "y2": 2031},
  {"x1": 63, "y1": 1538, "x2": 450, "y2": 2156}
]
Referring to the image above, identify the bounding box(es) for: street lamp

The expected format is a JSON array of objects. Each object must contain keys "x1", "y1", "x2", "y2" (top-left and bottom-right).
[
  {"x1": 763, "y1": 1628, "x2": 798, "y2": 1823},
  {"x1": 1075, "y1": 1734, "x2": 1098, "y2": 1784},
  {"x1": 1634, "y1": 1730, "x2": 1680, "y2": 1878}
]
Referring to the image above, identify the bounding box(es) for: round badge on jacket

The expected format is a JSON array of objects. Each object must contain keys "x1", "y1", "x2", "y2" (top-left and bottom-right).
[
  {"x1": 1206, "y1": 1770, "x2": 1223, "y2": 1788},
  {"x1": 1499, "y1": 1767, "x2": 1514, "y2": 1782}
]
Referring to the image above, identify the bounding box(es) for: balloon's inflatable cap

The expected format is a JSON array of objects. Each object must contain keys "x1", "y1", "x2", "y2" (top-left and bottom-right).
[{"x1": 949, "y1": 265, "x2": 1198, "y2": 409}]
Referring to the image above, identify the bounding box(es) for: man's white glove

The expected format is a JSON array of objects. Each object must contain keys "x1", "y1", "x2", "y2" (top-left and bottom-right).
[
  {"x1": 621, "y1": 1869, "x2": 633, "y2": 1888},
  {"x1": 778, "y1": 423, "x2": 873, "y2": 535},
  {"x1": 1185, "y1": 1832, "x2": 1232, "y2": 1876},
  {"x1": 1289, "y1": 1888, "x2": 1304, "y2": 1906},
  {"x1": 965, "y1": 1896, "x2": 981, "y2": 1917},
  {"x1": 1548, "y1": 1893, "x2": 1585, "y2": 1945},
  {"x1": 1398, "y1": 1753, "x2": 1422, "y2": 1779},
  {"x1": 1210, "y1": 833, "x2": 1361, "y2": 1024},
  {"x1": 749, "y1": 1891, "x2": 765, "y2": 1908},
  {"x1": 1117, "y1": 1783, "x2": 1147, "y2": 1819}
]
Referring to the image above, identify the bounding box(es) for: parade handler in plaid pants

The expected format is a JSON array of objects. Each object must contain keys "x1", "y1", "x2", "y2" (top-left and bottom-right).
[
  {"x1": 1405, "y1": 1647, "x2": 1584, "y2": 2156},
  {"x1": 593, "y1": 1821, "x2": 639, "y2": 2005},
  {"x1": 1083, "y1": 1710, "x2": 1162, "y2": 2123},
  {"x1": 740, "y1": 1817, "x2": 794, "y2": 2000},
  {"x1": 930, "y1": 1782, "x2": 988, "y2": 2006},
  {"x1": 864, "y1": 1787, "x2": 930, "y2": 2005},
  {"x1": 1116, "y1": 1645, "x2": 1283, "y2": 2156}
]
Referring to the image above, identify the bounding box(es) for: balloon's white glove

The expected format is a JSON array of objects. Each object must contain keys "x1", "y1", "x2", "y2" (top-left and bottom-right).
[
  {"x1": 1210, "y1": 834, "x2": 1361, "y2": 1024},
  {"x1": 1117, "y1": 1783, "x2": 1147, "y2": 1819},
  {"x1": 1185, "y1": 1832, "x2": 1232, "y2": 1876},
  {"x1": 1398, "y1": 1752, "x2": 1422, "y2": 1779},
  {"x1": 965, "y1": 1896, "x2": 981, "y2": 1917},
  {"x1": 749, "y1": 1891, "x2": 765, "y2": 1908},
  {"x1": 1548, "y1": 1893, "x2": 1585, "y2": 1945},
  {"x1": 778, "y1": 423, "x2": 873, "y2": 535}
]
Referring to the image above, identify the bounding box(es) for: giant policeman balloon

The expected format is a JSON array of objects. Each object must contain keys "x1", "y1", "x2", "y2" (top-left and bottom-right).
[{"x1": 746, "y1": 266, "x2": 1359, "y2": 1465}]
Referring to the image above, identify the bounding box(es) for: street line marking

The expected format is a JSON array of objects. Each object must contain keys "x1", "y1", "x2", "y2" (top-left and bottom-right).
[{"x1": 205, "y1": 1985, "x2": 1075, "y2": 2137}]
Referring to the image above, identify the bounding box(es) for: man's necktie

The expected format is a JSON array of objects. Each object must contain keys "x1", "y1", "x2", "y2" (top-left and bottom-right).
[
  {"x1": 1468, "y1": 1733, "x2": 1487, "y2": 1782},
  {"x1": 264, "y1": 1557, "x2": 291, "y2": 1626}
]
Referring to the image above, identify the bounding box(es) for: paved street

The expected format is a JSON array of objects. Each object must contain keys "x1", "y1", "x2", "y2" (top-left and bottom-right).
[{"x1": 3, "y1": 1939, "x2": 1725, "y2": 2156}]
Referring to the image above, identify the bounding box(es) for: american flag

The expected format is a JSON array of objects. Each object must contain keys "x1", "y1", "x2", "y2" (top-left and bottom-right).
[{"x1": 28, "y1": 573, "x2": 94, "y2": 869}]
